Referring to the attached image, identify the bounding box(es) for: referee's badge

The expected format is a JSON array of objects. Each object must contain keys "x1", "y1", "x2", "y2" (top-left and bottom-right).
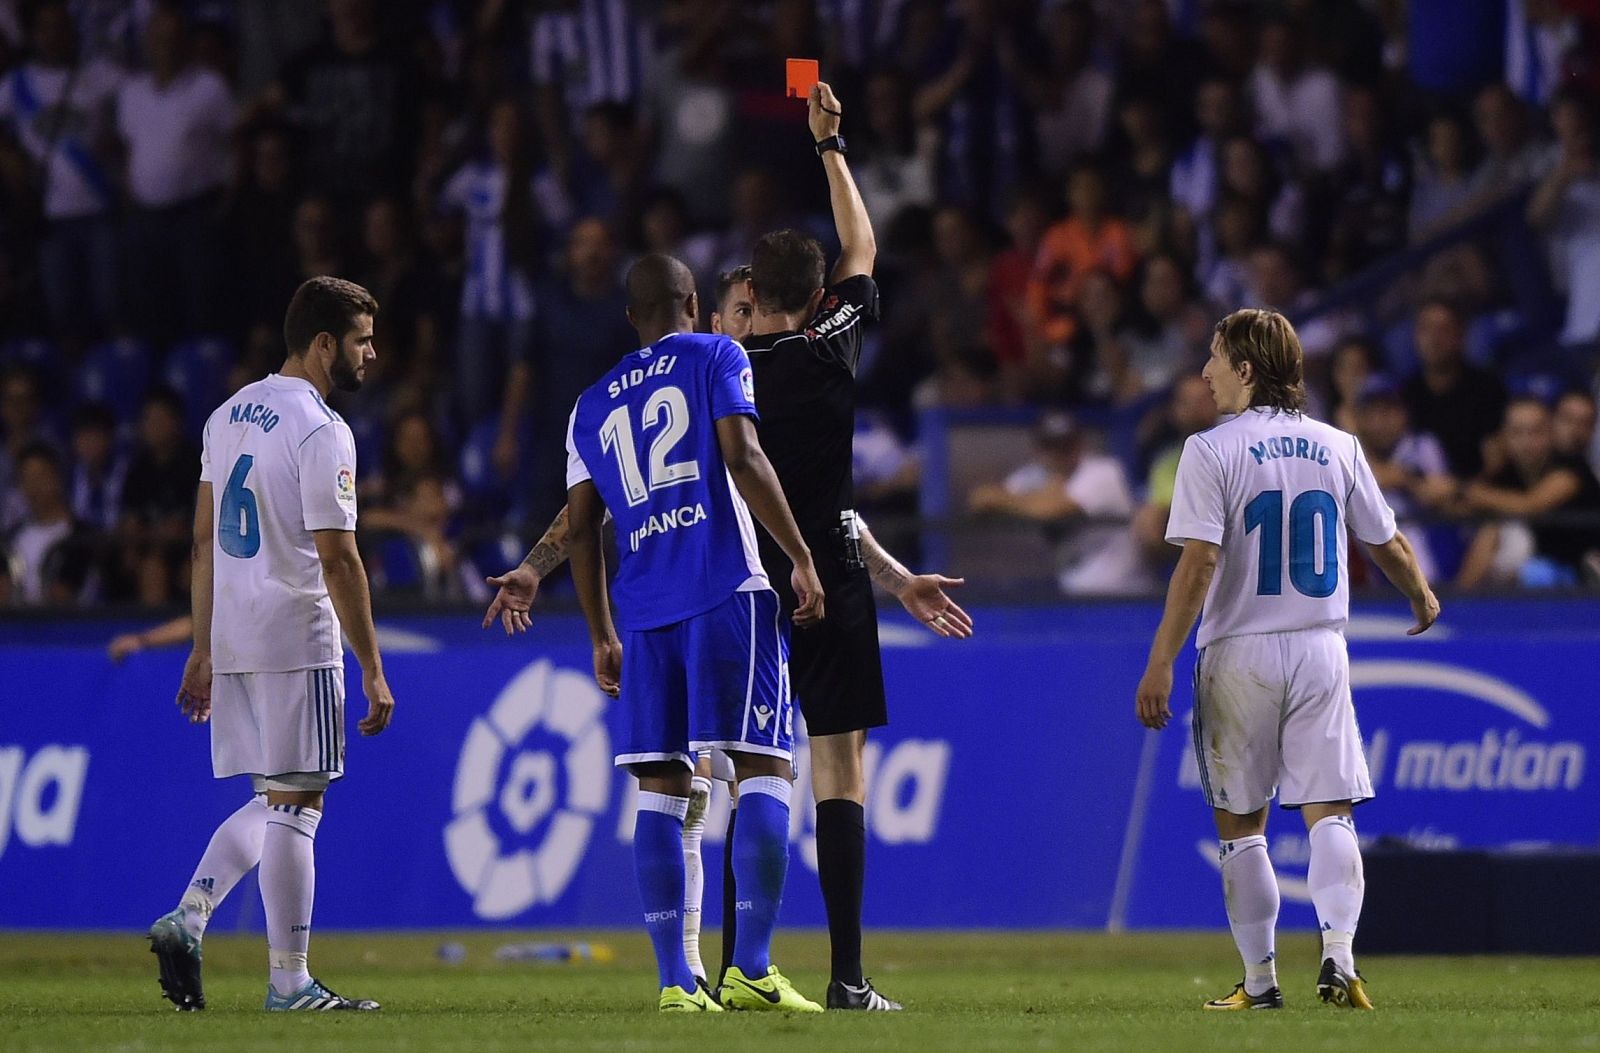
[{"x1": 740, "y1": 367, "x2": 755, "y2": 403}]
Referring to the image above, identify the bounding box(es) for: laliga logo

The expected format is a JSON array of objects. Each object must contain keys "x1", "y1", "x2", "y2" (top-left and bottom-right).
[
  {"x1": 0, "y1": 746, "x2": 89, "y2": 863},
  {"x1": 444, "y1": 660, "x2": 611, "y2": 919},
  {"x1": 1183, "y1": 660, "x2": 1583, "y2": 903}
]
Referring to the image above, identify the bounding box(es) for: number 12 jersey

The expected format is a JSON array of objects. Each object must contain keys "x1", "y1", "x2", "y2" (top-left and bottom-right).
[
  {"x1": 200, "y1": 373, "x2": 359, "y2": 673},
  {"x1": 1165, "y1": 406, "x2": 1397, "y2": 648},
  {"x1": 565, "y1": 332, "x2": 769, "y2": 632}
]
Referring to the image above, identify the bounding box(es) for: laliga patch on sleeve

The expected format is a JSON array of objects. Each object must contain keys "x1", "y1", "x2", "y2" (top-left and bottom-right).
[
  {"x1": 336, "y1": 466, "x2": 357, "y2": 510},
  {"x1": 740, "y1": 367, "x2": 756, "y2": 404}
]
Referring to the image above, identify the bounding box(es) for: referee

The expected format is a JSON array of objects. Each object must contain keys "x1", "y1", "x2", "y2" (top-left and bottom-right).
[{"x1": 742, "y1": 82, "x2": 970, "y2": 1012}]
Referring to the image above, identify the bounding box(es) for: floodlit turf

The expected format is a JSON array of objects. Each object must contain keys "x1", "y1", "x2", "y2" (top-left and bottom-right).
[{"x1": 2, "y1": 929, "x2": 1598, "y2": 1052}]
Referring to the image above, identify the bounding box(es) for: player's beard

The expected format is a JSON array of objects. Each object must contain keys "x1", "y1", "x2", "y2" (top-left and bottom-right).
[{"x1": 331, "y1": 354, "x2": 363, "y2": 393}]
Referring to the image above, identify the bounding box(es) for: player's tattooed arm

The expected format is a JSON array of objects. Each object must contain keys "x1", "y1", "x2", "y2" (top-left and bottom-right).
[
  {"x1": 860, "y1": 524, "x2": 973, "y2": 639},
  {"x1": 521, "y1": 505, "x2": 571, "y2": 577}
]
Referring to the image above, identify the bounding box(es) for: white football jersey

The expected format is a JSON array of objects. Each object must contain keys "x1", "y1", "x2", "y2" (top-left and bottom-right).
[
  {"x1": 200, "y1": 374, "x2": 358, "y2": 673},
  {"x1": 1166, "y1": 407, "x2": 1397, "y2": 648}
]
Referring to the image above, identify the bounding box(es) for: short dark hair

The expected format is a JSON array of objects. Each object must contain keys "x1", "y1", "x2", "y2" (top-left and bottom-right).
[
  {"x1": 142, "y1": 386, "x2": 187, "y2": 422},
  {"x1": 750, "y1": 229, "x2": 826, "y2": 314},
  {"x1": 716, "y1": 265, "x2": 752, "y2": 309},
  {"x1": 72, "y1": 402, "x2": 116, "y2": 434},
  {"x1": 15, "y1": 440, "x2": 63, "y2": 476},
  {"x1": 624, "y1": 253, "x2": 696, "y2": 326},
  {"x1": 283, "y1": 277, "x2": 379, "y2": 357}
]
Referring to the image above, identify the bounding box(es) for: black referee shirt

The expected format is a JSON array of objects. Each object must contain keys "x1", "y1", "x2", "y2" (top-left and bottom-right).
[{"x1": 744, "y1": 274, "x2": 880, "y2": 563}]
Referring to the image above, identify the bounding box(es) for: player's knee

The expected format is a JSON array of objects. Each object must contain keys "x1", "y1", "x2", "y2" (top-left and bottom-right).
[
  {"x1": 727, "y1": 750, "x2": 791, "y2": 782},
  {"x1": 1213, "y1": 806, "x2": 1268, "y2": 840}
]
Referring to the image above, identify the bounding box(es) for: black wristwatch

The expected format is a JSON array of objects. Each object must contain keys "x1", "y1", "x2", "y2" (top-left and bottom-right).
[{"x1": 815, "y1": 134, "x2": 847, "y2": 157}]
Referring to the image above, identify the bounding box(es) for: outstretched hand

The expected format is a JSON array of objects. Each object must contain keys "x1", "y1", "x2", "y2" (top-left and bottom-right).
[
  {"x1": 898, "y1": 574, "x2": 973, "y2": 639},
  {"x1": 482, "y1": 564, "x2": 541, "y2": 636}
]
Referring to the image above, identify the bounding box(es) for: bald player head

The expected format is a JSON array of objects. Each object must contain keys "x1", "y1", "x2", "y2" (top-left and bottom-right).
[{"x1": 625, "y1": 253, "x2": 699, "y2": 343}]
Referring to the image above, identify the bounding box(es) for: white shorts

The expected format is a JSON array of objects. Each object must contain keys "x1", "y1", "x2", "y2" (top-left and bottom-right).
[
  {"x1": 211, "y1": 668, "x2": 346, "y2": 788},
  {"x1": 1192, "y1": 628, "x2": 1373, "y2": 814}
]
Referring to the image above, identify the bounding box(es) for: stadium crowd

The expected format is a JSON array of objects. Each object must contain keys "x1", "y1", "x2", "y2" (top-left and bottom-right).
[{"x1": 1, "y1": 0, "x2": 1598, "y2": 609}]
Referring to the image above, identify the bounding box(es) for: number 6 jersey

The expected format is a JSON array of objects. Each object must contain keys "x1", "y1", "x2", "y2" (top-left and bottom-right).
[
  {"x1": 200, "y1": 373, "x2": 358, "y2": 673},
  {"x1": 565, "y1": 332, "x2": 770, "y2": 631},
  {"x1": 1165, "y1": 406, "x2": 1397, "y2": 648}
]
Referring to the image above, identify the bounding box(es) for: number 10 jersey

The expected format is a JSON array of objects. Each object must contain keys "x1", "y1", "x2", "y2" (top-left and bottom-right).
[
  {"x1": 565, "y1": 332, "x2": 769, "y2": 632},
  {"x1": 200, "y1": 372, "x2": 359, "y2": 673},
  {"x1": 1165, "y1": 406, "x2": 1398, "y2": 649}
]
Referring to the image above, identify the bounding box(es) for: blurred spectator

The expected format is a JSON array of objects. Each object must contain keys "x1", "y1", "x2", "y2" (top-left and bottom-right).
[
  {"x1": 1352, "y1": 375, "x2": 1452, "y2": 582},
  {"x1": 225, "y1": 120, "x2": 301, "y2": 331},
  {"x1": 1003, "y1": 1, "x2": 1111, "y2": 176},
  {"x1": 1132, "y1": 375, "x2": 1218, "y2": 565},
  {"x1": 1553, "y1": 388, "x2": 1598, "y2": 468},
  {"x1": 358, "y1": 195, "x2": 442, "y2": 405},
  {"x1": 363, "y1": 408, "x2": 460, "y2": 514},
  {"x1": 369, "y1": 472, "x2": 467, "y2": 601},
  {"x1": 1198, "y1": 194, "x2": 1265, "y2": 310},
  {"x1": 1409, "y1": 110, "x2": 1481, "y2": 241},
  {"x1": 235, "y1": 0, "x2": 323, "y2": 97},
  {"x1": 967, "y1": 411, "x2": 1151, "y2": 595},
  {"x1": 1026, "y1": 164, "x2": 1137, "y2": 349},
  {"x1": 1245, "y1": 243, "x2": 1343, "y2": 358},
  {"x1": 986, "y1": 188, "x2": 1051, "y2": 391},
  {"x1": 1110, "y1": 93, "x2": 1175, "y2": 250},
  {"x1": 1527, "y1": 91, "x2": 1600, "y2": 346},
  {"x1": 1113, "y1": 0, "x2": 1203, "y2": 139},
  {"x1": 854, "y1": 70, "x2": 939, "y2": 234},
  {"x1": 1402, "y1": 299, "x2": 1508, "y2": 477},
  {"x1": 1218, "y1": 135, "x2": 1305, "y2": 247},
  {"x1": 116, "y1": 4, "x2": 235, "y2": 343},
  {"x1": 1504, "y1": 0, "x2": 1582, "y2": 108},
  {"x1": 1250, "y1": 14, "x2": 1345, "y2": 175},
  {"x1": 437, "y1": 97, "x2": 558, "y2": 425},
  {"x1": 273, "y1": 0, "x2": 418, "y2": 199},
  {"x1": 1470, "y1": 82, "x2": 1556, "y2": 199},
  {"x1": 1170, "y1": 77, "x2": 1248, "y2": 229},
  {"x1": 634, "y1": 187, "x2": 718, "y2": 295},
  {"x1": 926, "y1": 205, "x2": 993, "y2": 365},
  {"x1": 1038, "y1": 267, "x2": 1127, "y2": 404},
  {"x1": 640, "y1": 4, "x2": 739, "y2": 225},
  {"x1": 4, "y1": 441, "x2": 94, "y2": 604},
  {"x1": 500, "y1": 216, "x2": 631, "y2": 526},
  {"x1": 569, "y1": 102, "x2": 645, "y2": 230},
  {"x1": 0, "y1": 0, "x2": 123, "y2": 343},
  {"x1": 0, "y1": 366, "x2": 56, "y2": 531},
  {"x1": 1458, "y1": 397, "x2": 1600, "y2": 587},
  {"x1": 1323, "y1": 84, "x2": 1409, "y2": 281},
  {"x1": 1325, "y1": 335, "x2": 1383, "y2": 434},
  {"x1": 1115, "y1": 252, "x2": 1211, "y2": 403},
  {"x1": 529, "y1": 0, "x2": 653, "y2": 179},
  {"x1": 913, "y1": 0, "x2": 1033, "y2": 217},
  {"x1": 67, "y1": 401, "x2": 124, "y2": 533},
  {"x1": 118, "y1": 388, "x2": 197, "y2": 605}
]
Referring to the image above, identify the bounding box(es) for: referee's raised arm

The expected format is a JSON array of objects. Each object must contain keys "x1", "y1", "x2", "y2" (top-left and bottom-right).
[{"x1": 809, "y1": 82, "x2": 876, "y2": 282}]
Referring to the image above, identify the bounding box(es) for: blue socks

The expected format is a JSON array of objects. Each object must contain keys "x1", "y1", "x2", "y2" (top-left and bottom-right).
[
  {"x1": 635, "y1": 792, "x2": 696, "y2": 992},
  {"x1": 730, "y1": 775, "x2": 793, "y2": 976}
]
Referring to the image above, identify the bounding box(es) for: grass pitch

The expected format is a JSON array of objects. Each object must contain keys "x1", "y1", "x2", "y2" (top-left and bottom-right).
[{"x1": 2, "y1": 929, "x2": 1597, "y2": 1052}]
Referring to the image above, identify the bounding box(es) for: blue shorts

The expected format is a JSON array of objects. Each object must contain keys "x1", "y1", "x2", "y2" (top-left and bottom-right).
[{"x1": 615, "y1": 588, "x2": 793, "y2": 770}]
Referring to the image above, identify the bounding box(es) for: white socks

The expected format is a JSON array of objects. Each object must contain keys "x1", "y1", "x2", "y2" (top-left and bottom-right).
[
  {"x1": 1308, "y1": 815, "x2": 1364, "y2": 973},
  {"x1": 1219, "y1": 835, "x2": 1279, "y2": 995},
  {"x1": 179, "y1": 794, "x2": 269, "y2": 939},
  {"x1": 682, "y1": 776, "x2": 712, "y2": 981},
  {"x1": 262, "y1": 804, "x2": 321, "y2": 996}
]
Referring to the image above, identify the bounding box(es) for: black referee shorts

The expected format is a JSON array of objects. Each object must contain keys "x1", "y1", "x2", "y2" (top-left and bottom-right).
[{"x1": 777, "y1": 558, "x2": 889, "y2": 737}]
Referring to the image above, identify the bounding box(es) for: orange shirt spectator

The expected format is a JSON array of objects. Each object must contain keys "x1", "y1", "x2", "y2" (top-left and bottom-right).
[{"x1": 1026, "y1": 167, "x2": 1138, "y2": 346}]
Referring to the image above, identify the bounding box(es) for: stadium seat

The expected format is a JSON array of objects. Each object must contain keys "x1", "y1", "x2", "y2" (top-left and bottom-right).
[
  {"x1": 76, "y1": 338, "x2": 154, "y2": 422},
  {"x1": 163, "y1": 337, "x2": 234, "y2": 435}
]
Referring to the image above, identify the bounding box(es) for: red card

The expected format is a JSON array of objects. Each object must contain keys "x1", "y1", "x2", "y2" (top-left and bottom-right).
[{"x1": 786, "y1": 58, "x2": 819, "y2": 100}]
